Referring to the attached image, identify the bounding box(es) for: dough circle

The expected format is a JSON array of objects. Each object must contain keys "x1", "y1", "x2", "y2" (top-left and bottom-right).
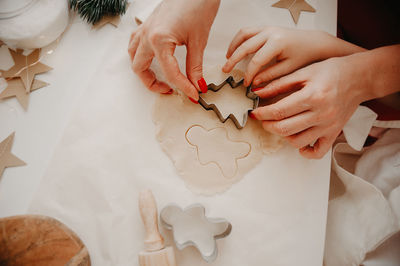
[{"x1": 152, "y1": 67, "x2": 283, "y2": 195}]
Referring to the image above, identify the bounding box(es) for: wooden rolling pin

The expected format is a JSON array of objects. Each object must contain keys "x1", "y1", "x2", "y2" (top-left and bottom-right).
[{"x1": 138, "y1": 189, "x2": 177, "y2": 266}]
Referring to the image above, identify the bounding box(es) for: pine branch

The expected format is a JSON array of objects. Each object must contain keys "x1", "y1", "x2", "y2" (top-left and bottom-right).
[{"x1": 69, "y1": 0, "x2": 128, "y2": 24}]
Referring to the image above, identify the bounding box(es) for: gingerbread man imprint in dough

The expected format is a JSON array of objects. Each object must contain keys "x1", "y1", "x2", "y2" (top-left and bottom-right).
[{"x1": 185, "y1": 125, "x2": 251, "y2": 178}]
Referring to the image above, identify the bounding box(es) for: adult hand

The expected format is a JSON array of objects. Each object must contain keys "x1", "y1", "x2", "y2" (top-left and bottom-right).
[
  {"x1": 250, "y1": 45, "x2": 400, "y2": 159},
  {"x1": 128, "y1": 0, "x2": 220, "y2": 101},
  {"x1": 223, "y1": 26, "x2": 363, "y2": 87},
  {"x1": 250, "y1": 56, "x2": 371, "y2": 159}
]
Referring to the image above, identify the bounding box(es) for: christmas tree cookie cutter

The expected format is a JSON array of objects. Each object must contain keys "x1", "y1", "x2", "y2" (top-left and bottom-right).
[
  {"x1": 198, "y1": 76, "x2": 259, "y2": 129},
  {"x1": 160, "y1": 203, "x2": 232, "y2": 262}
]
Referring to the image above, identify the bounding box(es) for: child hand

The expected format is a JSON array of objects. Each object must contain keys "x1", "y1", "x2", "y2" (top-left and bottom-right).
[{"x1": 223, "y1": 26, "x2": 363, "y2": 87}]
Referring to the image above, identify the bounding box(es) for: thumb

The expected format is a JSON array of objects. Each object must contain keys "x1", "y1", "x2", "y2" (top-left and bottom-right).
[{"x1": 186, "y1": 41, "x2": 207, "y2": 93}]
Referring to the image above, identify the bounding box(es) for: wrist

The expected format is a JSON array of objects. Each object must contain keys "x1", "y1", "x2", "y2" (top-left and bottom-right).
[
  {"x1": 355, "y1": 45, "x2": 400, "y2": 99},
  {"x1": 316, "y1": 31, "x2": 365, "y2": 60},
  {"x1": 338, "y1": 53, "x2": 378, "y2": 104}
]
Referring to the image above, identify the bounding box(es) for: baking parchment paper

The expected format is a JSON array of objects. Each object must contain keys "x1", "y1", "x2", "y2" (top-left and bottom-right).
[{"x1": 29, "y1": 1, "x2": 332, "y2": 265}]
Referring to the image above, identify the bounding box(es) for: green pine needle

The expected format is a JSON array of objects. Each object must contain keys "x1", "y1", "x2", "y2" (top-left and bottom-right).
[{"x1": 69, "y1": 0, "x2": 128, "y2": 24}]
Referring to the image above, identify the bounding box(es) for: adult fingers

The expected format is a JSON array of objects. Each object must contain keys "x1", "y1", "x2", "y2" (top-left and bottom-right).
[
  {"x1": 155, "y1": 43, "x2": 199, "y2": 100},
  {"x1": 128, "y1": 32, "x2": 140, "y2": 62},
  {"x1": 252, "y1": 89, "x2": 311, "y2": 121},
  {"x1": 254, "y1": 69, "x2": 306, "y2": 99},
  {"x1": 252, "y1": 60, "x2": 292, "y2": 86},
  {"x1": 138, "y1": 69, "x2": 173, "y2": 93},
  {"x1": 128, "y1": 28, "x2": 138, "y2": 46},
  {"x1": 243, "y1": 42, "x2": 279, "y2": 86},
  {"x1": 186, "y1": 41, "x2": 206, "y2": 93},
  {"x1": 299, "y1": 133, "x2": 337, "y2": 159},
  {"x1": 128, "y1": 31, "x2": 135, "y2": 47},
  {"x1": 131, "y1": 41, "x2": 172, "y2": 93},
  {"x1": 261, "y1": 111, "x2": 316, "y2": 137},
  {"x1": 223, "y1": 32, "x2": 268, "y2": 73},
  {"x1": 226, "y1": 27, "x2": 263, "y2": 59},
  {"x1": 285, "y1": 126, "x2": 323, "y2": 149}
]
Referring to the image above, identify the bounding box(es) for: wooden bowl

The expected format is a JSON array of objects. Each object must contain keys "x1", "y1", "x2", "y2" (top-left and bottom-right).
[{"x1": 0, "y1": 215, "x2": 91, "y2": 266}]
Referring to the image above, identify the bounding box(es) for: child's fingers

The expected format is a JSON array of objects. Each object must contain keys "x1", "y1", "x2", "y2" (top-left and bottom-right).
[
  {"x1": 225, "y1": 27, "x2": 263, "y2": 59},
  {"x1": 223, "y1": 32, "x2": 267, "y2": 73},
  {"x1": 243, "y1": 42, "x2": 279, "y2": 86},
  {"x1": 252, "y1": 60, "x2": 291, "y2": 86}
]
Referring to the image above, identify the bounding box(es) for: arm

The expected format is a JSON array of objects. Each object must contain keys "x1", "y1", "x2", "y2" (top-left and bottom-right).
[
  {"x1": 346, "y1": 45, "x2": 400, "y2": 100},
  {"x1": 223, "y1": 26, "x2": 365, "y2": 86}
]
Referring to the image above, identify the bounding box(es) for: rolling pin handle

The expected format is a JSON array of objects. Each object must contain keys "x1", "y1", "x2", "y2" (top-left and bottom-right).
[{"x1": 139, "y1": 189, "x2": 165, "y2": 252}]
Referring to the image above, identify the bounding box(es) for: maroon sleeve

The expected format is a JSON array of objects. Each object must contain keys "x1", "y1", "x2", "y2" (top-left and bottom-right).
[{"x1": 337, "y1": 0, "x2": 400, "y2": 49}]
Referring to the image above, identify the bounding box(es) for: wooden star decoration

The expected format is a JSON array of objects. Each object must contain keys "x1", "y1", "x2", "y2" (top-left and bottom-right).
[
  {"x1": 0, "y1": 132, "x2": 26, "y2": 178},
  {"x1": 0, "y1": 49, "x2": 52, "y2": 92},
  {"x1": 272, "y1": 0, "x2": 316, "y2": 24},
  {"x1": 93, "y1": 15, "x2": 121, "y2": 29},
  {"x1": 0, "y1": 78, "x2": 48, "y2": 110}
]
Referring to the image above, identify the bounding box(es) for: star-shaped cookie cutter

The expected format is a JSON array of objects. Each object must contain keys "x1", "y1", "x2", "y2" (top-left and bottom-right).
[
  {"x1": 160, "y1": 203, "x2": 232, "y2": 262},
  {"x1": 198, "y1": 76, "x2": 259, "y2": 129}
]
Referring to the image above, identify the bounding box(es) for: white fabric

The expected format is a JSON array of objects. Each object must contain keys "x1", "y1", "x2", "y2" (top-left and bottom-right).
[
  {"x1": 342, "y1": 106, "x2": 378, "y2": 151},
  {"x1": 363, "y1": 231, "x2": 400, "y2": 266},
  {"x1": 325, "y1": 142, "x2": 399, "y2": 266},
  {"x1": 374, "y1": 120, "x2": 400, "y2": 129},
  {"x1": 28, "y1": 1, "x2": 333, "y2": 266},
  {"x1": 355, "y1": 129, "x2": 400, "y2": 198},
  {"x1": 361, "y1": 130, "x2": 400, "y2": 266},
  {"x1": 325, "y1": 107, "x2": 400, "y2": 265}
]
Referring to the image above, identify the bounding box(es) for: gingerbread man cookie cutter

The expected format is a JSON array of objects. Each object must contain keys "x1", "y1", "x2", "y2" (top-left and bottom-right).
[
  {"x1": 160, "y1": 203, "x2": 232, "y2": 262},
  {"x1": 198, "y1": 76, "x2": 259, "y2": 129}
]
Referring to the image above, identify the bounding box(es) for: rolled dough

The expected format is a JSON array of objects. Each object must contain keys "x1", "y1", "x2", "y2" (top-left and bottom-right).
[
  {"x1": 185, "y1": 125, "x2": 251, "y2": 178},
  {"x1": 152, "y1": 67, "x2": 283, "y2": 195},
  {"x1": 200, "y1": 82, "x2": 255, "y2": 127}
]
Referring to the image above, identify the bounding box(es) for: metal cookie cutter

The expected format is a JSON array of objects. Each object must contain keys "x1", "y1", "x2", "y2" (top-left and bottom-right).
[
  {"x1": 160, "y1": 203, "x2": 232, "y2": 262},
  {"x1": 198, "y1": 76, "x2": 259, "y2": 129}
]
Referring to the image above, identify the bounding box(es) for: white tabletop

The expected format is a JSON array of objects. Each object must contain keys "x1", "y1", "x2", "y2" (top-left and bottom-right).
[
  {"x1": 0, "y1": 0, "x2": 337, "y2": 265},
  {"x1": 0, "y1": 19, "x2": 122, "y2": 215}
]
